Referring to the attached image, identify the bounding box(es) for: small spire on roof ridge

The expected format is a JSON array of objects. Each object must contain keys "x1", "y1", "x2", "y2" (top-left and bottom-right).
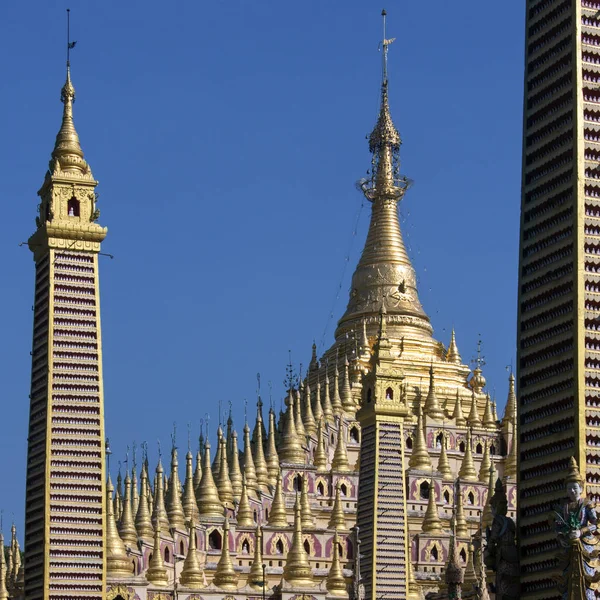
[
  {"x1": 322, "y1": 369, "x2": 335, "y2": 424},
  {"x1": 424, "y1": 364, "x2": 444, "y2": 420},
  {"x1": 283, "y1": 494, "x2": 314, "y2": 587},
  {"x1": 151, "y1": 460, "x2": 171, "y2": 534},
  {"x1": 458, "y1": 429, "x2": 478, "y2": 482},
  {"x1": 196, "y1": 441, "x2": 224, "y2": 518},
  {"x1": 166, "y1": 446, "x2": 186, "y2": 529},
  {"x1": 135, "y1": 463, "x2": 154, "y2": 539},
  {"x1": 236, "y1": 474, "x2": 254, "y2": 528},
  {"x1": 467, "y1": 390, "x2": 482, "y2": 428},
  {"x1": 482, "y1": 393, "x2": 496, "y2": 429},
  {"x1": 265, "y1": 409, "x2": 280, "y2": 486},
  {"x1": 118, "y1": 470, "x2": 137, "y2": 547},
  {"x1": 213, "y1": 514, "x2": 239, "y2": 591},
  {"x1": 216, "y1": 436, "x2": 234, "y2": 506},
  {"x1": 179, "y1": 520, "x2": 204, "y2": 587},
  {"x1": 243, "y1": 421, "x2": 258, "y2": 492},
  {"x1": 408, "y1": 404, "x2": 432, "y2": 470},
  {"x1": 326, "y1": 529, "x2": 347, "y2": 596},
  {"x1": 300, "y1": 475, "x2": 315, "y2": 529},
  {"x1": 437, "y1": 431, "x2": 453, "y2": 480},
  {"x1": 106, "y1": 476, "x2": 132, "y2": 578},
  {"x1": 421, "y1": 479, "x2": 443, "y2": 534},
  {"x1": 331, "y1": 418, "x2": 351, "y2": 472},
  {"x1": 267, "y1": 470, "x2": 289, "y2": 527},
  {"x1": 452, "y1": 389, "x2": 466, "y2": 426},
  {"x1": 328, "y1": 481, "x2": 346, "y2": 530},
  {"x1": 314, "y1": 418, "x2": 328, "y2": 471},
  {"x1": 146, "y1": 522, "x2": 169, "y2": 586},
  {"x1": 302, "y1": 382, "x2": 317, "y2": 437},
  {"x1": 248, "y1": 525, "x2": 265, "y2": 590},
  {"x1": 446, "y1": 328, "x2": 462, "y2": 364}
]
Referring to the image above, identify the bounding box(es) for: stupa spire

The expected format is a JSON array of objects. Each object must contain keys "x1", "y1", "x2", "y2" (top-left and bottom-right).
[
  {"x1": 118, "y1": 471, "x2": 138, "y2": 547},
  {"x1": 408, "y1": 404, "x2": 432, "y2": 470},
  {"x1": 283, "y1": 495, "x2": 314, "y2": 586},
  {"x1": 151, "y1": 459, "x2": 171, "y2": 534},
  {"x1": 135, "y1": 463, "x2": 154, "y2": 539},
  {"x1": 213, "y1": 514, "x2": 239, "y2": 591},
  {"x1": 332, "y1": 418, "x2": 351, "y2": 472},
  {"x1": 248, "y1": 526, "x2": 266, "y2": 590},
  {"x1": 229, "y1": 430, "x2": 243, "y2": 499},
  {"x1": 106, "y1": 476, "x2": 133, "y2": 577},
  {"x1": 197, "y1": 441, "x2": 224, "y2": 518},
  {"x1": 446, "y1": 328, "x2": 462, "y2": 363},
  {"x1": 421, "y1": 479, "x2": 443, "y2": 533},
  {"x1": 253, "y1": 404, "x2": 270, "y2": 489},
  {"x1": 216, "y1": 435, "x2": 234, "y2": 506},
  {"x1": 302, "y1": 382, "x2": 317, "y2": 437},
  {"x1": 437, "y1": 431, "x2": 453, "y2": 480},
  {"x1": 265, "y1": 409, "x2": 280, "y2": 485},
  {"x1": 336, "y1": 9, "x2": 431, "y2": 340},
  {"x1": 424, "y1": 364, "x2": 444, "y2": 420},
  {"x1": 458, "y1": 429, "x2": 478, "y2": 482},
  {"x1": 314, "y1": 418, "x2": 328, "y2": 470},
  {"x1": 182, "y1": 450, "x2": 200, "y2": 523},
  {"x1": 146, "y1": 523, "x2": 169, "y2": 586},
  {"x1": 179, "y1": 520, "x2": 204, "y2": 587},
  {"x1": 328, "y1": 480, "x2": 347, "y2": 530},
  {"x1": 243, "y1": 421, "x2": 259, "y2": 491},
  {"x1": 166, "y1": 443, "x2": 186, "y2": 529},
  {"x1": 300, "y1": 475, "x2": 315, "y2": 529},
  {"x1": 268, "y1": 470, "x2": 289, "y2": 527},
  {"x1": 0, "y1": 532, "x2": 8, "y2": 600},
  {"x1": 236, "y1": 474, "x2": 255, "y2": 528},
  {"x1": 326, "y1": 531, "x2": 347, "y2": 596},
  {"x1": 452, "y1": 390, "x2": 467, "y2": 426}
]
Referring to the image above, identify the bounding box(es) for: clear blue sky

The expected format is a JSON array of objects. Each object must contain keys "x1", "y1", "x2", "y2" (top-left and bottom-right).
[{"x1": 0, "y1": 2, "x2": 524, "y2": 533}]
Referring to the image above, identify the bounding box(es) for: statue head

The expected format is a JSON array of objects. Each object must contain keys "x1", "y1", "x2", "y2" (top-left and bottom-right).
[
  {"x1": 490, "y1": 478, "x2": 508, "y2": 517},
  {"x1": 565, "y1": 457, "x2": 585, "y2": 502}
]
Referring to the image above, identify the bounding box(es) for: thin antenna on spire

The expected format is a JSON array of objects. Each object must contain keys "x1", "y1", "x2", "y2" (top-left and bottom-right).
[
  {"x1": 268, "y1": 381, "x2": 273, "y2": 410},
  {"x1": 188, "y1": 423, "x2": 191, "y2": 451},
  {"x1": 66, "y1": 9, "x2": 77, "y2": 68},
  {"x1": 125, "y1": 445, "x2": 129, "y2": 472},
  {"x1": 132, "y1": 442, "x2": 137, "y2": 470},
  {"x1": 218, "y1": 400, "x2": 222, "y2": 427},
  {"x1": 157, "y1": 439, "x2": 162, "y2": 460},
  {"x1": 244, "y1": 399, "x2": 248, "y2": 423},
  {"x1": 105, "y1": 438, "x2": 112, "y2": 473},
  {"x1": 206, "y1": 413, "x2": 210, "y2": 440},
  {"x1": 171, "y1": 422, "x2": 177, "y2": 450},
  {"x1": 380, "y1": 9, "x2": 395, "y2": 84},
  {"x1": 257, "y1": 372, "x2": 261, "y2": 396}
]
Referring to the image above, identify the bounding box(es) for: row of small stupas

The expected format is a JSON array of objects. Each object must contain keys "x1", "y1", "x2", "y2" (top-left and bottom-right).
[{"x1": 88, "y1": 323, "x2": 514, "y2": 600}]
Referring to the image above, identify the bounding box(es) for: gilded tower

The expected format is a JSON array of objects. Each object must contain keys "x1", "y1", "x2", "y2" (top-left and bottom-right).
[
  {"x1": 24, "y1": 57, "x2": 107, "y2": 600},
  {"x1": 517, "y1": 2, "x2": 600, "y2": 596}
]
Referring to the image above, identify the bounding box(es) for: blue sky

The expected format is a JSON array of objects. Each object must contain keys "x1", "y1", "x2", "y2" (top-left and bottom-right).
[{"x1": 0, "y1": 2, "x2": 524, "y2": 532}]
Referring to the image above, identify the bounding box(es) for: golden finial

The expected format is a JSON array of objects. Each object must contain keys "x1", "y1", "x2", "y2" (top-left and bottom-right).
[
  {"x1": 491, "y1": 400, "x2": 499, "y2": 423},
  {"x1": 118, "y1": 471, "x2": 138, "y2": 547},
  {"x1": 179, "y1": 520, "x2": 204, "y2": 588},
  {"x1": 341, "y1": 354, "x2": 354, "y2": 412},
  {"x1": 50, "y1": 10, "x2": 90, "y2": 177},
  {"x1": 279, "y1": 393, "x2": 306, "y2": 464},
  {"x1": 322, "y1": 372, "x2": 335, "y2": 424},
  {"x1": 183, "y1": 450, "x2": 200, "y2": 524},
  {"x1": 503, "y1": 371, "x2": 517, "y2": 425},
  {"x1": 313, "y1": 375, "x2": 325, "y2": 423},
  {"x1": 326, "y1": 530, "x2": 347, "y2": 596},
  {"x1": 151, "y1": 459, "x2": 171, "y2": 534},
  {"x1": 302, "y1": 382, "x2": 317, "y2": 437},
  {"x1": 482, "y1": 460, "x2": 497, "y2": 529},
  {"x1": 313, "y1": 418, "x2": 328, "y2": 471},
  {"x1": 478, "y1": 440, "x2": 491, "y2": 483},
  {"x1": 197, "y1": 441, "x2": 225, "y2": 518},
  {"x1": 213, "y1": 513, "x2": 239, "y2": 590},
  {"x1": 332, "y1": 357, "x2": 344, "y2": 415},
  {"x1": 229, "y1": 430, "x2": 243, "y2": 499},
  {"x1": 294, "y1": 388, "x2": 307, "y2": 439},
  {"x1": 236, "y1": 474, "x2": 255, "y2": 528},
  {"x1": 248, "y1": 526, "x2": 266, "y2": 590},
  {"x1": 135, "y1": 463, "x2": 154, "y2": 539},
  {"x1": 458, "y1": 429, "x2": 478, "y2": 482},
  {"x1": 452, "y1": 390, "x2": 466, "y2": 426},
  {"x1": 454, "y1": 481, "x2": 468, "y2": 537},
  {"x1": 328, "y1": 480, "x2": 347, "y2": 530},
  {"x1": 300, "y1": 476, "x2": 315, "y2": 529},
  {"x1": 106, "y1": 476, "x2": 134, "y2": 577},
  {"x1": 243, "y1": 421, "x2": 259, "y2": 491},
  {"x1": 482, "y1": 394, "x2": 495, "y2": 429},
  {"x1": 424, "y1": 364, "x2": 444, "y2": 420},
  {"x1": 212, "y1": 426, "x2": 223, "y2": 481},
  {"x1": 268, "y1": 470, "x2": 289, "y2": 527},
  {"x1": 265, "y1": 409, "x2": 280, "y2": 486},
  {"x1": 332, "y1": 418, "x2": 351, "y2": 472},
  {"x1": 408, "y1": 405, "x2": 432, "y2": 470},
  {"x1": 467, "y1": 391, "x2": 482, "y2": 428},
  {"x1": 504, "y1": 431, "x2": 517, "y2": 479},
  {"x1": 421, "y1": 480, "x2": 443, "y2": 533},
  {"x1": 253, "y1": 408, "x2": 270, "y2": 489},
  {"x1": 283, "y1": 495, "x2": 314, "y2": 586},
  {"x1": 0, "y1": 531, "x2": 8, "y2": 600},
  {"x1": 446, "y1": 328, "x2": 462, "y2": 363},
  {"x1": 146, "y1": 522, "x2": 169, "y2": 586},
  {"x1": 217, "y1": 436, "x2": 234, "y2": 506},
  {"x1": 436, "y1": 431, "x2": 453, "y2": 480}
]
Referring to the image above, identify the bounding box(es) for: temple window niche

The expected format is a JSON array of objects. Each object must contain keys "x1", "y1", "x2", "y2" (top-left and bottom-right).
[
  {"x1": 385, "y1": 387, "x2": 394, "y2": 400},
  {"x1": 67, "y1": 196, "x2": 80, "y2": 217}
]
